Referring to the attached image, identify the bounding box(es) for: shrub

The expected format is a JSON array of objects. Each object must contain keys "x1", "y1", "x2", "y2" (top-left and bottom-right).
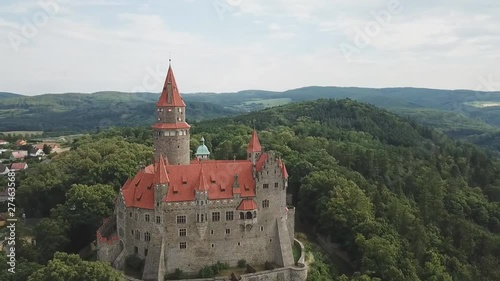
[
  {"x1": 237, "y1": 259, "x2": 247, "y2": 268},
  {"x1": 199, "y1": 266, "x2": 215, "y2": 278},
  {"x1": 166, "y1": 268, "x2": 185, "y2": 280}
]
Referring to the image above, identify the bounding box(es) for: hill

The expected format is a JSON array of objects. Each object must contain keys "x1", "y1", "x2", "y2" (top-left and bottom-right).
[
  {"x1": 0, "y1": 92, "x2": 23, "y2": 100},
  {"x1": 14, "y1": 99, "x2": 500, "y2": 280},
  {"x1": 2, "y1": 87, "x2": 500, "y2": 154},
  {"x1": 0, "y1": 91, "x2": 237, "y2": 132}
]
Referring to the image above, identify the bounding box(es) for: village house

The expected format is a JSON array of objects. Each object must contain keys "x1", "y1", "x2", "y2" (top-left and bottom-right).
[
  {"x1": 10, "y1": 150, "x2": 28, "y2": 161},
  {"x1": 10, "y1": 162, "x2": 28, "y2": 171}
]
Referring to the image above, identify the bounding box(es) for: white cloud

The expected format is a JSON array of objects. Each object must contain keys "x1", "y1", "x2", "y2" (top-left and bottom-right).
[{"x1": 0, "y1": 0, "x2": 498, "y2": 95}]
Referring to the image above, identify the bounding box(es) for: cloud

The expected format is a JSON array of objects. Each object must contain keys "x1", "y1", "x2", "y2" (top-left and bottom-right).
[{"x1": 0, "y1": 0, "x2": 498, "y2": 95}]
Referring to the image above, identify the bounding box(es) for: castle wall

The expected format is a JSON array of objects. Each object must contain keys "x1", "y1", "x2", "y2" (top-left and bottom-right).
[
  {"x1": 162, "y1": 199, "x2": 279, "y2": 273},
  {"x1": 254, "y1": 152, "x2": 293, "y2": 267},
  {"x1": 121, "y1": 207, "x2": 155, "y2": 260}
]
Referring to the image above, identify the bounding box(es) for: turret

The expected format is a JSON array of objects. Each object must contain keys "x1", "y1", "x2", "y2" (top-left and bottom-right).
[
  {"x1": 153, "y1": 155, "x2": 169, "y2": 206},
  {"x1": 195, "y1": 165, "x2": 209, "y2": 238},
  {"x1": 247, "y1": 130, "x2": 262, "y2": 165},
  {"x1": 195, "y1": 137, "x2": 210, "y2": 160},
  {"x1": 152, "y1": 63, "x2": 190, "y2": 165}
]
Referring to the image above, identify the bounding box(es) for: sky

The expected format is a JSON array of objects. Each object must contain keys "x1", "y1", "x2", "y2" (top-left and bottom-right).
[{"x1": 0, "y1": 0, "x2": 499, "y2": 95}]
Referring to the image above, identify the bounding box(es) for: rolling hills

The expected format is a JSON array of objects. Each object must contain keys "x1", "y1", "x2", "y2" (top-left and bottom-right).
[{"x1": 1, "y1": 87, "x2": 499, "y2": 154}]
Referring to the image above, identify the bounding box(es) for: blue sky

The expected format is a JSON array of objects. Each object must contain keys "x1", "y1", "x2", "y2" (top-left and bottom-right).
[{"x1": 0, "y1": 0, "x2": 499, "y2": 95}]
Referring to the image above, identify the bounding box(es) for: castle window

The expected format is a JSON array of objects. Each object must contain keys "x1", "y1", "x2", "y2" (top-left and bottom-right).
[
  {"x1": 144, "y1": 232, "x2": 151, "y2": 242},
  {"x1": 180, "y1": 242, "x2": 187, "y2": 249},
  {"x1": 134, "y1": 246, "x2": 138, "y2": 255},
  {"x1": 212, "y1": 212, "x2": 221, "y2": 222},
  {"x1": 145, "y1": 214, "x2": 150, "y2": 222},
  {"x1": 226, "y1": 211, "x2": 234, "y2": 221},
  {"x1": 239, "y1": 212, "x2": 245, "y2": 219},
  {"x1": 179, "y1": 229, "x2": 187, "y2": 237},
  {"x1": 156, "y1": 216, "x2": 161, "y2": 224},
  {"x1": 274, "y1": 182, "x2": 279, "y2": 188},
  {"x1": 253, "y1": 211, "x2": 257, "y2": 218},
  {"x1": 263, "y1": 183, "x2": 269, "y2": 189},
  {"x1": 144, "y1": 249, "x2": 148, "y2": 256},
  {"x1": 178, "y1": 108, "x2": 182, "y2": 113},
  {"x1": 260, "y1": 226, "x2": 264, "y2": 231},
  {"x1": 135, "y1": 230, "x2": 140, "y2": 240},
  {"x1": 176, "y1": 215, "x2": 186, "y2": 224},
  {"x1": 262, "y1": 200, "x2": 270, "y2": 208},
  {"x1": 129, "y1": 212, "x2": 132, "y2": 217},
  {"x1": 211, "y1": 243, "x2": 215, "y2": 248},
  {"x1": 131, "y1": 230, "x2": 134, "y2": 235},
  {"x1": 225, "y1": 229, "x2": 231, "y2": 235},
  {"x1": 211, "y1": 230, "x2": 214, "y2": 235},
  {"x1": 245, "y1": 212, "x2": 252, "y2": 219},
  {"x1": 237, "y1": 242, "x2": 241, "y2": 246}
]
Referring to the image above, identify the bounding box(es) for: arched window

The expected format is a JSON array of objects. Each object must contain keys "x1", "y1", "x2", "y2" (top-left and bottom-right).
[
  {"x1": 239, "y1": 212, "x2": 245, "y2": 219},
  {"x1": 135, "y1": 230, "x2": 140, "y2": 240},
  {"x1": 144, "y1": 232, "x2": 151, "y2": 242},
  {"x1": 245, "y1": 212, "x2": 252, "y2": 219}
]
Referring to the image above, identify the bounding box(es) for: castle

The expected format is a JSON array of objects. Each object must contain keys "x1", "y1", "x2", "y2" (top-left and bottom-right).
[{"x1": 97, "y1": 64, "x2": 306, "y2": 281}]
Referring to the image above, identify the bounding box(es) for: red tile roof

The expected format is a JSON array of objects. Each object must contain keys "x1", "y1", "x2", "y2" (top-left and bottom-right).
[
  {"x1": 237, "y1": 199, "x2": 258, "y2": 210},
  {"x1": 256, "y1": 153, "x2": 268, "y2": 172},
  {"x1": 154, "y1": 156, "x2": 169, "y2": 184},
  {"x1": 152, "y1": 122, "x2": 191, "y2": 130},
  {"x1": 247, "y1": 130, "x2": 262, "y2": 153},
  {"x1": 196, "y1": 165, "x2": 210, "y2": 191},
  {"x1": 164, "y1": 160, "x2": 256, "y2": 202},
  {"x1": 122, "y1": 160, "x2": 257, "y2": 207},
  {"x1": 278, "y1": 159, "x2": 289, "y2": 179},
  {"x1": 122, "y1": 170, "x2": 155, "y2": 210},
  {"x1": 10, "y1": 163, "x2": 27, "y2": 170},
  {"x1": 157, "y1": 65, "x2": 186, "y2": 107}
]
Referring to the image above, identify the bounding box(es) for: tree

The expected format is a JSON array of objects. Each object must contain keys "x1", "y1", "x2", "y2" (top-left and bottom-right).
[
  {"x1": 28, "y1": 252, "x2": 123, "y2": 281},
  {"x1": 33, "y1": 218, "x2": 70, "y2": 264}
]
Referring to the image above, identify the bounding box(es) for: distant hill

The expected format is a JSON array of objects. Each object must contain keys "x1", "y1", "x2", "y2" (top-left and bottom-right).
[
  {"x1": 0, "y1": 91, "x2": 238, "y2": 132},
  {"x1": 0, "y1": 92, "x2": 24, "y2": 100},
  {"x1": 1, "y1": 87, "x2": 499, "y2": 152}
]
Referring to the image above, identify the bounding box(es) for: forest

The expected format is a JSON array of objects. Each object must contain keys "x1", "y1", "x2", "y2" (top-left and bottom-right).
[{"x1": 1, "y1": 98, "x2": 500, "y2": 280}]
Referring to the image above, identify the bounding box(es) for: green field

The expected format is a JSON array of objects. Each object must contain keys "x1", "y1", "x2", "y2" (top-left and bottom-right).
[
  {"x1": 1, "y1": 131, "x2": 44, "y2": 136},
  {"x1": 242, "y1": 98, "x2": 292, "y2": 108},
  {"x1": 466, "y1": 101, "x2": 500, "y2": 108}
]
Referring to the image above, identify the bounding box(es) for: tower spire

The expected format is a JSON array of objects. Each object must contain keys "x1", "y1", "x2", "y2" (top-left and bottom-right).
[{"x1": 153, "y1": 63, "x2": 191, "y2": 165}]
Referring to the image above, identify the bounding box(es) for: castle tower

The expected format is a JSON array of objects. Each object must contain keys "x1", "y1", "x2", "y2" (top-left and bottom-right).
[
  {"x1": 153, "y1": 63, "x2": 190, "y2": 165},
  {"x1": 247, "y1": 129, "x2": 262, "y2": 165},
  {"x1": 195, "y1": 137, "x2": 210, "y2": 160}
]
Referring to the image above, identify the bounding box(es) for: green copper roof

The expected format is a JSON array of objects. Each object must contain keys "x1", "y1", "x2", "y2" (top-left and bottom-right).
[
  {"x1": 196, "y1": 136, "x2": 210, "y2": 156},
  {"x1": 196, "y1": 144, "x2": 210, "y2": 155}
]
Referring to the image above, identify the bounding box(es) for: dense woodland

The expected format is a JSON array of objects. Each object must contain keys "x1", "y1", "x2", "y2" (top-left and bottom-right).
[{"x1": 2, "y1": 99, "x2": 500, "y2": 280}]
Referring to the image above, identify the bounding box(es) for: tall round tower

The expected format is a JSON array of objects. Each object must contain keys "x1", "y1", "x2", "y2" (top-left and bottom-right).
[{"x1": 152, "y1": 63, "x2": 190, "y2": 165}]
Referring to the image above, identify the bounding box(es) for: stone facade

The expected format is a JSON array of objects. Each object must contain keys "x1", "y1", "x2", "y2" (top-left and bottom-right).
[{"x1": 97, "y1": 64, "x2": 305, "y2": 281}]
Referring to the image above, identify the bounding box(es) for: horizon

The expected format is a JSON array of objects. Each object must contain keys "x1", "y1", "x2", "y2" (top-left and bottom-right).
[
  {"x1": 0, "y1": 0, "x2": 499, "y2": 95},
  {"x1": 4, "y1": 84, "x2": 500, "y2": 97}
]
